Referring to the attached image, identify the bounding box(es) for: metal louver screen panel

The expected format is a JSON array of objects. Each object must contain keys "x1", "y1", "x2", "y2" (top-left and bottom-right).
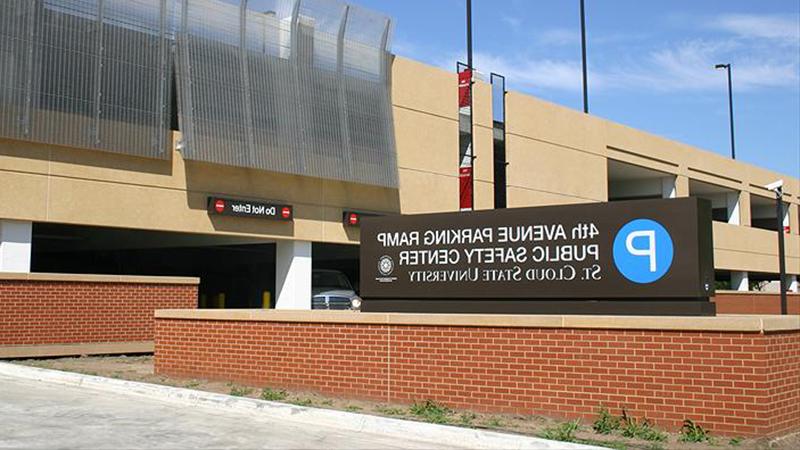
[
  {"x1": 0, "y1": 0, "x2": 174, "y2": 159},
  {"x1": 177, "y1": 0, "x2": 397, "y2": 188}
]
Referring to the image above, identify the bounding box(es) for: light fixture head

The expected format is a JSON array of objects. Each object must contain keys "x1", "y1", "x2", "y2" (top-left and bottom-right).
[
  {"x1": 765, "y1": 180, "x2": 784, "y2": 194},
  {"x1": 714, "y1": 63, "x2": 729, "y2": 70}
]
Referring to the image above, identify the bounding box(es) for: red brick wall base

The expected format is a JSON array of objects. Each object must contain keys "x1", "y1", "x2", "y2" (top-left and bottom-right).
[
  {"x1": 155, "y1": 319, "x2": 800, "y2": 438},
  {"x1": 713, "y1": 292, "x2": 800, "y2": 315},
  {"x1": 0, "y1": 278, "x2": 197, "y2": 349}
]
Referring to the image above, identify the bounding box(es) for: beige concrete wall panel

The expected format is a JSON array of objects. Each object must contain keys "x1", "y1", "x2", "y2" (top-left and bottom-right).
[
  {"x1": 506, "y1": 186, "x2": 594, "y2": 209},
  {"x1": 393, "y1": 107, "x2": 458, "y2": 176},
  {"x1": 46, "y1": 144, "x2": 179, "y2": 190},
  {"x1": 0, "y1": 138, "x2": 51, "y2": 174},
  {"x1": 789, "y1": 233, "x2": 800, "y2": 274},
  {"x1": 0, "y1": 133, "x2": 179, "y2": 191},
  {"x1": 749, "y1": 182, "x2": 799, "y2": 208},
  {"x1": 391, "y1": 57, "x2": 456, "y2": 120},
  {"x1": 682, "y1": 151, "x2": 746, "y2": 183},
  {"x1": 602, "y1": 120, "x2": 794, "y2": 203},
  {"x1": 183, "y1": 159, "x2": 322, "y2": 204},
  {"x1": 472, "y1": 80, "x2": 493, "y2": 129},
  {"x1": 44, "y1": 178, "x2": 295, "y2": 241},
  {"x1": 739, "y1": 191, "x2": 752, "y2": 226},
  {"x1": 398, "y1": 169, "x2": 457, "y2": 214},
  {"x1": 505, "y1": 134, "x2": 606, "y2": 202},
  {"x1": 320, "y1": 206, "x2": 360, "y2": 244},
  {"x1": 789, "y1": 204, "x2": 799, "y2": 236},
  {"x1": 686, "y1": 167, "x2": 743, "y2": 191},
  {"x1": 675, "y1": 175, "x2": 690, "y2": 197},
  {"x1": 734, "y1": 163, "x2": 796, "y2": 200},
  {"x1": 0, "y1": 172, "x2": 49, "y2": 221},
  {"x1": 473, "y1": 125, "x2": 494, "y2": 184},
  {"x1": 714, "y1": 249, "x2": 784, "y2": 274},
  {"x1": 183, "y1": 159, "x2": 399, "y2": 214},
  {"x1": 505, "y1": 93, "x2": 604, "y2": 155},
  {"x1": 474, "y1": 180, "x2": 494, "y2": 211},
  {"x1": 604, "y1": 121, "x2": 688, "y2": 168},
  {"x1": 713, "y1": 222, "x2": 800, "y2": 274},
  {"x1": 46, "y1": 177, "x2": 203, "y2": 232},
  {"x1": 317, "y1": 180, "x2": 401, "y2": 215},
  {"x1": 605, "y1": 150, "x2": 679, "y2": 177}
]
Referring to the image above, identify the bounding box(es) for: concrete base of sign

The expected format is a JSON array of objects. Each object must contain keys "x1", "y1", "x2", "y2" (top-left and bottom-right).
[{"x1": 361, "y1": 299, "x2": 717, "y2": 316}]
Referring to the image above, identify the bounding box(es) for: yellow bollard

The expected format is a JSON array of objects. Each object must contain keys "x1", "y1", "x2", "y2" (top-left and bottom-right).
[
  {"x1": 262, "y1": 291, "x2": 271, "y2": 309},
  {"x1": 216, "y1": 293, "x2": 226, "y2": 309}
]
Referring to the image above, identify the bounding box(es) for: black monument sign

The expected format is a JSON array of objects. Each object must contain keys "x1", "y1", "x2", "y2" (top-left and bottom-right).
[{"x1": 359, "y1": 198, "x2": 715, "y2": 315}]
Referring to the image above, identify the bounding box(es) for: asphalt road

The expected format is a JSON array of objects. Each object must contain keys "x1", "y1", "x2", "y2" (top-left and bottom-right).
[{"x1": 0, "y1": 371, "x2": 594, "y2": 450}]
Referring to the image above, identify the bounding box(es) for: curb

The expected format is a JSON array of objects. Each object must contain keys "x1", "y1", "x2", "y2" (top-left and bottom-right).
[{"x1": 0, "y1": 362, "x2": 598, "y2": 450}]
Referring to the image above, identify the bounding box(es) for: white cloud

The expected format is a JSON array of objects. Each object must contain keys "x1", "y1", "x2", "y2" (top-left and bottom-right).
[
  {"x1": 537, "y1": 28, "x2": 579, "y2": 46},
  {"x1": 391, "y1": 12, "x2": 799, "y2": 96},
  {"x1": 625, "y1": 39, "x2": 799, "y2": 92},
  {"x1": 392, "y1": 39, "x2": 420, "y2": 59},
  {"x1": 472, "y1": 52, "x2": 586, "y2": 92},
  {"x1": 500, "y1": 15, "x2": 522, "y2": 31},
  {"x1": 455, "y1": 39, "x2": 798, "y2": 95},
  {"x1": 712, "y1": 13, "x2": 800, "y2": 44}
]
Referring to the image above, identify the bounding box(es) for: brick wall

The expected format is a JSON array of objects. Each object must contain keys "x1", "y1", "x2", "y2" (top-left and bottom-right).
[
  {"x1": 155, "y1": 319, "x2": 800, "y2": 438},
  {"x1": 1, "y1": 279, "x2": 197, "y2": 347},
  {"x1": 713, "y1": 292, "x2": 800, "y2": 315}
]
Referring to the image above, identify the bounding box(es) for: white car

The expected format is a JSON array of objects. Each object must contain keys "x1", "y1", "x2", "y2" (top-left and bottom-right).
[{"x1": 311, "y1": 269, "x2": 362, "y2": 310}]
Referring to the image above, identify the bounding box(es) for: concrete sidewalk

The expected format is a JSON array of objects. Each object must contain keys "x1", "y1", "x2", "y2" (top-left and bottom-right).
[{"x1": 0, "y1": 362, "x2": 599, "y2": 449}]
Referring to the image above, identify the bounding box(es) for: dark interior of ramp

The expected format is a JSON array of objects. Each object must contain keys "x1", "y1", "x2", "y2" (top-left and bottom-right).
[{"x1": 31, "y1": 223, "x2": 359, "y2": 309}]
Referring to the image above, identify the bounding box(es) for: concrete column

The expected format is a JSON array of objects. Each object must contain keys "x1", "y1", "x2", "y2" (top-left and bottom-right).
[
  {"x1": 789, "y1": 203, "x2": 799, "y2": 235},
  {"x1": 726, "y1": 192, "x2": 741, "y2": 225},
  {"x1": 738, "y1": 191, "x2": 751, "y2": 227},
  {"x1": 0, "y1": 220, "x2": 32, "y2": 273},
  {"x1": 731, "y1": 271, "x2": 749, "y2": 292},
  {"x1": 275, "y1": 240, "x2": 312, "y2": 310},
  {"x1": 675, "y1": 175, "x2": 690, "y2": 198},
  {"x1": 661, "y1": 176, "x2": 677, "y2": 199},
  {"x1": 788, "y1": 275, "x2": 798, "y2": 293}
]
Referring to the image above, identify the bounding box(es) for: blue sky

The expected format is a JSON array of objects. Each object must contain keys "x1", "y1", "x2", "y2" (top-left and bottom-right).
[{"x1": 354, "y1": 0, "x2": 800, "y2": 178}]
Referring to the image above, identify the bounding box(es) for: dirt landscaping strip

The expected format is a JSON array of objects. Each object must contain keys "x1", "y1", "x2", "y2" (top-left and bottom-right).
[{"x1": 14, "y1": 355, "x2": 798, "y2": 450}]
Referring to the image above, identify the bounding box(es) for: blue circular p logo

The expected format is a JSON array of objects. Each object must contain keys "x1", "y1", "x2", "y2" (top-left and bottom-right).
[{"x1": 613, "y1": 219, "x2": 674, "y2": 284}]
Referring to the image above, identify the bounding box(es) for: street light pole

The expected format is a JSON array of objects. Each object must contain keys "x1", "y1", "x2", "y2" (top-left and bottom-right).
[
  {"x1": 580, "y1": 0, "x2": 589, "y2": 114},
  {"x1": 715, "y1": 63, "x2": 736, "y2": 159},
  {"x1": 766, "y1": 180, "x2": 788, "y2": 315},
  {"x1": 466, "y1": 0, "x2": 473, "y2": 70},
  {"x1": 775, "y1": 188, "x2": 788, "y2": 315}
]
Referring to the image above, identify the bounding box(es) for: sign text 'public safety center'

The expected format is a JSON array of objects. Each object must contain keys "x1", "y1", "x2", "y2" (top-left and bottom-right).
[{"x1": 360, "y1": 198, "x2": 714, "y2": 313}]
